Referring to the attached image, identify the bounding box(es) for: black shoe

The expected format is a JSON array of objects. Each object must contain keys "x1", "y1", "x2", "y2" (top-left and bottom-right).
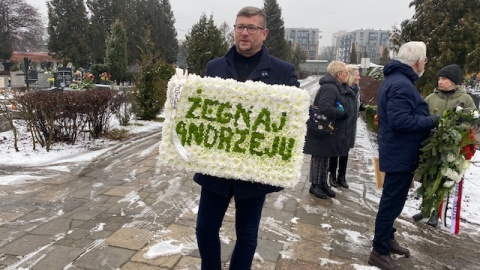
[
  {"x1": 337, "y1": 175, "x2": 349, "y2": 188},
  {"x1": 428, "y1": 211, "x2": 439, "y2": 227},
  {"x1": 321, "y1": 182, "x2": 336, "y2": 198},
  {"x1": 412, "y1": 212, "x2": 423, "y2": 221},
  {"x1": 390, "y1": 239, "x2": 410, "y2": 258},
  {"x1": 368, "y1": 249, "x2": 405, "y2": 270},
  {"x1": 309, "y1": 184, "x2": 327, "y2": 199},
  {"x1": 328, "y1": 172, "x2": 339, "y2": 187}
]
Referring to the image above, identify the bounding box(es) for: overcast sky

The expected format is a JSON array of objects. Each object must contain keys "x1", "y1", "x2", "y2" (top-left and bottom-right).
[{"x1": 26, "y1": 0, "x2": 415, "y2": 46}]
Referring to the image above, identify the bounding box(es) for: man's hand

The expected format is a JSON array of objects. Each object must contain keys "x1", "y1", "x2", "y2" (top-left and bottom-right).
[{"x1": 430, "y1": 115, "x2": 440, "y2": 127}]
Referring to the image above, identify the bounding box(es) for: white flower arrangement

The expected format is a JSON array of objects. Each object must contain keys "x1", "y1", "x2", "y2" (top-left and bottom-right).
[{"x1": 158, "y1": 71, "x2": 310, "y2": 188}]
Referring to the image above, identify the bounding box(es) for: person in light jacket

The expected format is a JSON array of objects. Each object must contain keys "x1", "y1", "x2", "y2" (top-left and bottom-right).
[{"x1": 413, "y1": 64, "x2": 476, "y2": 227}]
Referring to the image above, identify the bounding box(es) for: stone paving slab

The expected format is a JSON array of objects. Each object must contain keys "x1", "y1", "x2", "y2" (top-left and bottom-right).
[{"x1": 1, "y1": 129, "x2": 480, "y2": 270}]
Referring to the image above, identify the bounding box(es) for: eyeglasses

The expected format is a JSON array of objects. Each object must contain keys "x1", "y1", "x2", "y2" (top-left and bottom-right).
[{"x1": 234, "y1": 25, "x2": 264, "y2": 34}]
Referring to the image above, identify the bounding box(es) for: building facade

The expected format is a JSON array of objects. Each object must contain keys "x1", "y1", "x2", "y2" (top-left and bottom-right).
[
  {"x1": 285, "y1": 28, "x2": 320, "y2": 60},
  {"x1": 335, "y1": 29, "x2": 390, "y2": 64}
]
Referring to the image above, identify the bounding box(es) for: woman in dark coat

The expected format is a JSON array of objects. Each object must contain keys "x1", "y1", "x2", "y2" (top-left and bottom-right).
[{"x1": 304, "y1": 61, "x2": 358, "y2": 199}]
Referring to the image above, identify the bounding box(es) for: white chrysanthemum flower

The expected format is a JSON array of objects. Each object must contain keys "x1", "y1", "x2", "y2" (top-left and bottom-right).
[
  {"x1": 473, "y1": 110, "x2": 480, "y2": 119},
  {"x1": 444, "y1": 167, "x2": 461, "y2": 182},
  {"x1": 443, "y1": 180, "x2": 455, "y2": 188},
  {"x1": 446, "y1": 153, "x2": 456, "y2": 162},
  {"x1": 455, "y1": 105, "x2": 464, "y2": 112}
]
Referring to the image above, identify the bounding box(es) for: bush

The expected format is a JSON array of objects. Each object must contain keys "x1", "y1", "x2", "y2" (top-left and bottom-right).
[
  {"x1": 133, "y1": 59, "x2": 174, "y2": 120},
  {"x1": 359, "y1": 76, "x2": 383, "y2": 106},
  {"x1": 16, "y1": 88, "x2": 122, "y2": 150}
]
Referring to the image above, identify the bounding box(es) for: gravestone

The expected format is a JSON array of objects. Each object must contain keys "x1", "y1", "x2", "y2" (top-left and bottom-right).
[{"x1": 54, "y1": 68, "x2": 73, "y2": 88}]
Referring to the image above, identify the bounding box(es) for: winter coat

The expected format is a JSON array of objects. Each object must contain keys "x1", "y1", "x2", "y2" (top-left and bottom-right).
[
  {"x1": 424, "y1": 86, "x2": 477, "y2": 115},
  {"x1": 377, "y1": 60, "x2": 436, "y2": 173},
  {"x1": 349, "y1": 84, "x2": 360, "y2": 147},
  {"x1": 193, "y1": 45, "x2": 300, "y2": 200},
  {"x1": 303, "y1": 73, "x2": 358, "y2": 157}
]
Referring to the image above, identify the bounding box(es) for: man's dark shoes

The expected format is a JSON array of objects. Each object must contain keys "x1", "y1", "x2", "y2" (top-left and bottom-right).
[
  {"x1": 328, "y1": 172, "x2": 339, "y2": 187},
  {"x1": 368, "y1": 249, "x2": 405, "y2": 270},
  {"x1": 412, "y1": 212, "x2": 423, "y2": 221},
  {"x1": 337, "y1": 175, "x2": 349, "y2": 188},
  {"x1": 390, "y1": 239, "x2": 410, "y2": 258},
  {"x1": 428, "y1": 211, "x2": 439, "y2": 227},
  {"x1": 309, "y1": 184, "x2": 327, "y2": 199}
]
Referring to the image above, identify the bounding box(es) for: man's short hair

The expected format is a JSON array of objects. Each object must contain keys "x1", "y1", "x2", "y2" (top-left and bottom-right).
[
  {"x1": 397, "y1": 41, "x2": 427, "y2": 66},
  {"x1": 237, "y1": 6, "x2": 267, "y2": 28}
]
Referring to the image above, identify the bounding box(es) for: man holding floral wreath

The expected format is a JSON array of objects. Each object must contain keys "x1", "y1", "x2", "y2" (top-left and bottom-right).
[
  {"x1": 193, "y1": 6, "x2": 299, "y2": 270},
  {"x1": 369, "y1": 41, "x2": 439, "y2": 270}
]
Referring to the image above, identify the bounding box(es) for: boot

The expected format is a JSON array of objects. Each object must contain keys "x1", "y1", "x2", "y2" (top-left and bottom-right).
[
  {"x1": 328, "y1": 172, "x2": 339, "y2": 187},
  {"x1": 412, "y1": 212, "x2": 424, "y2": 221},
  {"x1": 427, "y1": 210, "x2": 439, "y2": 227},
  {"x1": 320, "y1": 178, "x2": 336, "y2": 198},
  {"x1": 390, "y1": 239, "x2": 410, "y2": 258},
  {"x1": 337, "y1": 174, "x2": 349, "y2": 188},
  {"x1": 309, "y1": 184, "x2": 327, "y2": 199},
  {"x1": 368, "y1": 249, "x2": 405, "y2": 270}
]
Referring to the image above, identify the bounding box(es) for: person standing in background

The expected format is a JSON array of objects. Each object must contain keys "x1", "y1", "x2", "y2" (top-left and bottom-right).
[
  {"x1": 194, "y1": 6, "x2": 299, "y2": 270},
  {"x1": 413, "y1": 64, "x2": 477, "y2": 227},
  {"x1": 328, "y1": 64, "x2": 360, "y2": 189},
  {"x1": 303, "y1": 61, "x2": 357, "y2": 199},
  {"x1": 369, "y1": 41, "x2": 439, "y2": 270}
]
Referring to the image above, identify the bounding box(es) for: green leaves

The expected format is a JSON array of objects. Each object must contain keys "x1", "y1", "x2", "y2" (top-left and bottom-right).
[{"x1": 415, "y1": 107, "x2": 479, "y2": 216}]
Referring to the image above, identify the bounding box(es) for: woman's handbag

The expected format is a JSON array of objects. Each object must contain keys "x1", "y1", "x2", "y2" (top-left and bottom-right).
[{"x1": 307, "y1": 105, "x2": 335, "y2": 135}]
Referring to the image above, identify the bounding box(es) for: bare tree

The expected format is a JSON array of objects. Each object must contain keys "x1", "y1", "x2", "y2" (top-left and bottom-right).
[{"x1": 0, "y1": 0, "x2": 44, "y2": 61}]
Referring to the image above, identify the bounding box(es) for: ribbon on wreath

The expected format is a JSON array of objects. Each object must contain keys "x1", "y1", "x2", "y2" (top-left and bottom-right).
[{"x1": 450, "y1": 178, "x2": 464, "y2": 234}]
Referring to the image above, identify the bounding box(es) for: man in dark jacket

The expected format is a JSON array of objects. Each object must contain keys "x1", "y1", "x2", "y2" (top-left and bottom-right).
[
  {"x1": 368, "y1": 41, "x2": 439, "y2": 270},
  {"x1": 193, "y1": 6, "x2": 299, "y2": 270}
]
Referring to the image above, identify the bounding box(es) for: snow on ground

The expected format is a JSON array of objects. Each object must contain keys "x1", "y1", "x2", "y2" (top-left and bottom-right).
[{"x1": 1, "y1": 76, "x2": 479, "y2": 260}]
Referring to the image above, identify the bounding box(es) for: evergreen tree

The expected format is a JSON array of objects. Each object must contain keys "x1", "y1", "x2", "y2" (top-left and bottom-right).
[
  {"x1": 219, "y1": 22, "x2": 234, "y2": 48},
  {"x1": 289, "y1": 43, "x2": 307, "y2": 72},
  {"x1": 379, "y1": 47, "x2": 390, "y2": 65},
  {"x1": 350, "y1": 43, "x2": 357, "y2": 64},
  {"x1": 0, "y1": 0, "x2": 43, "y2": 62},
  {"x1": 263, "y1": 0, "x2": 288, "y2": 60},
  {"x1": 134, "y1": 28, "x2": 174, "y2": 120},
  {"x1": 87, "y1": 0, "x2": 127, "y2": 64},
  {"x1": 105, "y1": 19, "x2": 128, "y2": 83},
  {"x1": 47, "y1": 0, "x2": 91, "y2": 67},
  {"x1": 158, "y1": 0, "x2": 178, "y2": 63},
  {"x1": 184, "y1": 14, "x2": 228, "y2": 76},
  {"x1": 393, "y1": 0, "x2": 480, "y2": 94},
  {"x1": 369, "y1": 67, "x2": 384, "y2": 81}
]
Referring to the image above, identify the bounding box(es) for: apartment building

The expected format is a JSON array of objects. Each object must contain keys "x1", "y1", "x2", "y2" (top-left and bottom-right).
[
  {"x1": 335, "y1": 29, "x2": 390, "y2": 64},
  {"x1": 285, "y1": 28, "x2": 320, "y2": 60}
]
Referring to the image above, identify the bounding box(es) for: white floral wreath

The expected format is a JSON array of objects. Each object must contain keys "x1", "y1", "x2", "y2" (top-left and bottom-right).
[{"x1": 158, "y1": 70, "x2": 310, "y2": 188}]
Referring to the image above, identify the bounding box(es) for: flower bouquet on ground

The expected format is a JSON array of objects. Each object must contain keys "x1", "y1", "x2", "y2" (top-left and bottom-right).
[
  {"x1": 415, "y1": 106, "x2": 479, "y2": 217},
  {"x1": 81, "y1": 72, "x2": 95, "y2": 89}
]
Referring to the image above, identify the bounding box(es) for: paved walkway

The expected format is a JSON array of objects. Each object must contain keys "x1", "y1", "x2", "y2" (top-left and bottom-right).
[{"x1": 1, "y1": 122, "x2": 480, "y2": 270}]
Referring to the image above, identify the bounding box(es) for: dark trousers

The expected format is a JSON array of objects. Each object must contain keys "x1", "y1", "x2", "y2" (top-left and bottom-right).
[
  {"x1": 309, "y1": 155, "x2": 329, "y2": 185},
  {"x1": 373, "y1": 171, "x2": 413, "y2": 255},
  {"x1": 196, "y1": 187, "x2": 266, "y2": 270},
  {"x1": 329, "y1": 154, "x2": 348, "y2": 176}
]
